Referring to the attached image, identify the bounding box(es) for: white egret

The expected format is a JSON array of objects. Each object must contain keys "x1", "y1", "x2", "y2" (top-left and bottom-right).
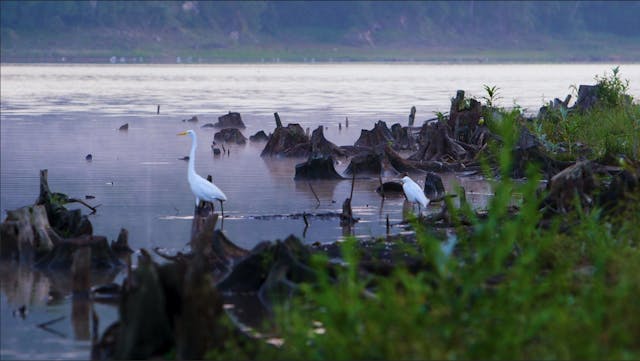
[
  {"x1": 400, "y1": 175, "x2": 430, "y2": 215},
  {"x1": 178, "y1": 129, "x2": 227, "y2": 216}
]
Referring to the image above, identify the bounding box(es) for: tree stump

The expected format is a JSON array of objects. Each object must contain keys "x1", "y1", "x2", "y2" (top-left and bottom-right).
[
  {"x1": 214, "y1": 112, "x2": 246, "y2": 129},
  {"x1": 261, "y1": 123, "x2": 310, "y2": 157},
  {"x1": 214, "y1": 128, "x2": 247, "y2": 145},
  {"x1": 0, "y1": 205, "x2": 58, "y2": 261},
  {"x1": 294, "y1": 155, "x2": 344, "y2": 180}
]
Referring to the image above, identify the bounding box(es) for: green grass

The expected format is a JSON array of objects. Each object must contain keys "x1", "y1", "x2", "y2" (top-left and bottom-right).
[
  {"x1": 531, "y1": 67, "x2": 639, "y2": 161},
  {"x1": 205, "y1": 104, "x2": 640, "y2": 360}
]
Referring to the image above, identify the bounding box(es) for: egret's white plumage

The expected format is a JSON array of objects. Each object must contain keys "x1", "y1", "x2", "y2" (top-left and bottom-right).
[
  {"x1": 400, "y1": 175, "x2": 430, "y2": 213},
  {"x1": 178, "y1": 130, "x2": 227, "y2": 213}
]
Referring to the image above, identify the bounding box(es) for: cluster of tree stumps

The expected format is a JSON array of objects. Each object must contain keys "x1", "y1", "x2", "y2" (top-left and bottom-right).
[{"x1": 4, "y1": 84, "x2": 639, "y2": 360}]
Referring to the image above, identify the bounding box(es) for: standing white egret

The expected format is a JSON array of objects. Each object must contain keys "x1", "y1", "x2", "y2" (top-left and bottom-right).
[
  {"x1": 178, "y1": 129, "x2": 227, "y2": 216},
  {"x1": 400, "y1": 175, "x2": 430, "y2": 215}
]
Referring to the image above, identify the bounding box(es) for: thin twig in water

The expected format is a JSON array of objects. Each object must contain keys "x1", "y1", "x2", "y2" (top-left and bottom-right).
[
  {"x1": 378, "y1": 173, "x2": 385, "y2": 199},
  {"x1": 37, "y1": 316, "x2": 66, "y2": 328},
  {"x1": 308, "y1": 182, "x2": 320, "y2": 206},
  {"x1": 350, "y1": 171, "x2": 355, "y2": 201}
]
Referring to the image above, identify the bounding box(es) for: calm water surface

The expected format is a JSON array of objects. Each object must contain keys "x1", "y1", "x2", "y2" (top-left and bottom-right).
[{"x1": 1, "y1": 63, "x2": 639, "y2": 359}]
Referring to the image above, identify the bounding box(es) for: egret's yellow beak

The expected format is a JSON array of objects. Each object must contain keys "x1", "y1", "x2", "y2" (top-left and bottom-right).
[{"x1": 177, "y1": 131, "x2": 188, "y2": 136}]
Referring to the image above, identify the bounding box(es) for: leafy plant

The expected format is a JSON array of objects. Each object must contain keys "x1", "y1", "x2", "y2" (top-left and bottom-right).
[
  {"x1": 595, "y1": 66, "x2": 631, "y2": 108},
  {"x1": 482, "y1": 84, "x2": 501, "y2": 108}
]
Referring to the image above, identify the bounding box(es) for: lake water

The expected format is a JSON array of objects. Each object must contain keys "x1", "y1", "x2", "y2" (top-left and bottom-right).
[{"x1": 1, "y1": 63, "x2": 639, "y2": 359}]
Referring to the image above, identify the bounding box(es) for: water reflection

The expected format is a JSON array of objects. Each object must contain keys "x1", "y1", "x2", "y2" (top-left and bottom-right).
[{"x1": 0, "y1": 260, "x2": 122, "y2": 358}]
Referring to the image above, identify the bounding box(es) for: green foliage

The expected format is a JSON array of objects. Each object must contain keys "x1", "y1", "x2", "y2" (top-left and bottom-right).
[
  {"x1": 595, "y1": 66, "x2": 632, "y2": 108},
  {"x1": 209, "y1": 104, "x2": 640, "y2": 360},
  {"x1": 482, "y1": 84, "x2": 501, "y2": 108},
  {"x1": 531, "y1": 67, "x2": 638, "y2": 161},
  {"x1": 434, "y1": 111, "x2": 448, "y2": 123}
]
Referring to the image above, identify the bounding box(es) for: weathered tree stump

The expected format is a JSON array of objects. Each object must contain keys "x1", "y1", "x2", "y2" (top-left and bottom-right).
[
  {"x1": 110, "y1": 228, "x2": 133, "y2": 255},
  {"x1": 249, "y1": 130, "x2": 269, "y2": 142},
  {"x1": 391, "y1": 123, "x2": 415, "y2": 150},
  {"x1": 541, "y1": 160, "x2": 598, "y2": 215},
  {"x1": 214, "y1": 112, "x2": 246, "y2": 129},
  {"x1": 0, "y1": 204, "x2": 58, "y2": 261},
  {"x1": 294, "y1": 155, "x2": 344, "y2": 180},
  {"x1": 574, "y1": 85, "x2": 599, "y2": 112},
  {"x1": 37, "y1": 169, "x2": 93, "y2": 238},
  {"x1": 409, "y1": 106, "x2": 416, "y2": 126},
  {"x1": 409, "y1": 121, "x2": 468, "y2": 162},
  {"x1": 214, "y1": 128, "x2": 247, "y2": 145},
  {"x1": 310, "y1": 125, "x2": 346, "y2": 158},
  {"x1": 376, "y1": 181, "x2": 404, "y2": 195},
  {"x1": 274, "y1": 112, "x2": 283, "y2": 128},
  {"x1": 216, "y1": 236, "x2": 316, "y2": 294},
  {"x1": 343, "y1": 152, "x2": 383, "y2": 177},
  {"x1": 512, "y1": 126, "x2": 571, "y2": 179},
  {"x1": 448, "y1": 90, "x2": 482, "y2": 143},
  {"x1": 354, "y1": 120, "x2": 395, "y2": 149},
  {"x1": 261, "y1": 123, "x2": 310, "y2": 157},
  {"x1": 423, "y1": 172, "x2": 446, "y2": 202}
]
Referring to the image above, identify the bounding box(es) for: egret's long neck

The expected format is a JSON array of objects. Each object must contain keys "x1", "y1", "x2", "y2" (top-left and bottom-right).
[{"x1": 188, "y1": 133, "x2": 197, "y2": 177}]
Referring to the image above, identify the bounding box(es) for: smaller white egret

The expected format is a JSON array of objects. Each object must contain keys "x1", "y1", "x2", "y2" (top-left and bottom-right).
[
  {"x1": 178, "y1": 129, "x2": 227, "y2": 216},
  {"x1": 400, "y1": 175, "x2": 430, "y2": 215}
]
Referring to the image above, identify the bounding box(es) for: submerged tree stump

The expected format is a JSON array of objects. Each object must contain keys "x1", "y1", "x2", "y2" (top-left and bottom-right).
[
  {"x1": 294, "y1": 155, "x2": 344, "y2": 180},
  {"x1": 310, "y1": 125, "x2": 346, "y2": 158},
  {"x1": 423, "y1": 172, "x2": 446, "y2": 202},
  {"x1": 214, "y1": 112, "x2": 246, "y2": 129},
  {"x1": 249, "y1": 130, "x2": 269, "y2": 142},
  {"x1": 354, "y1": 120, "x2": 395, "y2": 149},
  {"x1": 261, "y1": 123, "x2": 310, "y2": 157},
  {"x1": 36, "y1": 169, "x2": 93, "y2": 238},
  {"x1": 214, "y1": 128, "x2": 247, "y2": 145},
  {"x1": 409, "y1": 121, "x2": 468, "y2": 162},
  {"x1": 0, "y1": 204, "x2": 58, "y2": 261}
]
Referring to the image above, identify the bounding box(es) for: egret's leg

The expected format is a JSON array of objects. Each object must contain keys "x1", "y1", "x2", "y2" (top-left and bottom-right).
[{"x1": 220, "y1": 200, "x2": 224, "y2": 218}]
